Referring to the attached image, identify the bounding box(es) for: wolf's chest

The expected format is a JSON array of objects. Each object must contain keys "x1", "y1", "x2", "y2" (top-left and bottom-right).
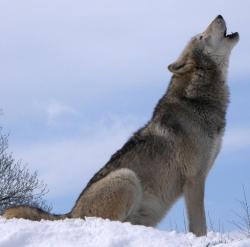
[
  {"x1": 188, "y1": 132, "x2": 223, "y2": 176},
  {"x1": 206, "y1": 133, "x2": 223, "y2": 170}
]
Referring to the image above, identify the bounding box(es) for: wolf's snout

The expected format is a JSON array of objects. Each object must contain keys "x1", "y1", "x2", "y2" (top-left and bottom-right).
[{"x1": 217, "y1": 15, "x2": 224, "y2": 20}]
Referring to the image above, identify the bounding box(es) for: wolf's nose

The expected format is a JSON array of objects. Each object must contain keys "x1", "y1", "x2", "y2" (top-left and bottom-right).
[{"x1": 217, "y1": 15, "x2": 224, "y2": 20}]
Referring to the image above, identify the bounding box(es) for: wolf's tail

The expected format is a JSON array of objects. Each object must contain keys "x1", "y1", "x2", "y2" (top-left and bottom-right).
[{"x1": 2, "y1": 206, "x2": 71, "y2": 221}]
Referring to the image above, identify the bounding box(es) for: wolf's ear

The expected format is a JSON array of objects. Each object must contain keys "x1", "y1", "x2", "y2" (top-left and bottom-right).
[
  {"x1": 168, "y1": 61, "x2": 186, "y2": 74},
  {"x1": 168, "y1": 59, "x2": 193, "y2": 74}
]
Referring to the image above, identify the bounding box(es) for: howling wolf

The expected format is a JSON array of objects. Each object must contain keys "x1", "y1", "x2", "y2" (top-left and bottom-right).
[{"x1": 3, "y1": 15, "x2": 239, "y2": 236}]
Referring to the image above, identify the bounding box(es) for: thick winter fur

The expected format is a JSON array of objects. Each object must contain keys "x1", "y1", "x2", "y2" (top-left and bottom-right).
[{"x1": 3, "y1": 16, "x2": 239, "y2": 236}]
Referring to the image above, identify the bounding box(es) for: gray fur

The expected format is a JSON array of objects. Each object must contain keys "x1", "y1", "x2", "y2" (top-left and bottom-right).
[{"x1": 3, "y1": 15, "x2": 239, "y2": 236}]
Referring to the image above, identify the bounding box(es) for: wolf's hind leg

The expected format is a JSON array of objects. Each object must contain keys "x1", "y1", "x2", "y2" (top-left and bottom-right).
[{"x1": 71, "y1": 168, "x2": 142, "y2": 222}]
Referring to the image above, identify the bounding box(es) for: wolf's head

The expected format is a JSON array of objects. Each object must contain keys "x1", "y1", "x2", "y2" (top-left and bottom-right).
[{"x1": 168, "y1": 15, "x2": 239, "y2": 76}]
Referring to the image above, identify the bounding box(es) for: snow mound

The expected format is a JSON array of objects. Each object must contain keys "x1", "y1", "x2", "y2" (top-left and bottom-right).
[{"x1": 0, "y1": 217, "x2": 249, "y2": 247}]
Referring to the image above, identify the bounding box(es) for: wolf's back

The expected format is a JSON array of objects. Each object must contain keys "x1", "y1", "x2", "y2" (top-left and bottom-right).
[{"x1": 3, "y1": 206, "x2": 70, "y2": 221}]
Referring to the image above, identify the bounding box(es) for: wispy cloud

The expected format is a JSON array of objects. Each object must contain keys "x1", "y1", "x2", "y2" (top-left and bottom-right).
[
  {"x1": 46, "y1": 100, "x2": 78, "y2": 125},
  {"x1": 1, "y1": 0, "x2": 249, "y2": 123}
]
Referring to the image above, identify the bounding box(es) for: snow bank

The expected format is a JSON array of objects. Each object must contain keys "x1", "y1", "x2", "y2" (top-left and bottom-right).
[{"x1": 0, "y1": 217, "x2": 249, "y2": 247}]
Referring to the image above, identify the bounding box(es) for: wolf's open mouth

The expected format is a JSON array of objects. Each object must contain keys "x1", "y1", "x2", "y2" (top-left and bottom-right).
[{"x1": 224, "y1": 28, "x2": 239, "y2": 39}]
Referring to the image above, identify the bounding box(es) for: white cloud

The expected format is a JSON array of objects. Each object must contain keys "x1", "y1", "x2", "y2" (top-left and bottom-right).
[
  {"x1": 1, "y1": 0, "x2": 249, "y2": 114},
  {"x1": 46, "y1": 100, "x2": 78, "y2": 125}
]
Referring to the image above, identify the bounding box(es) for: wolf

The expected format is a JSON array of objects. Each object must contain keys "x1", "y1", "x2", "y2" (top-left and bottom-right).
[{"x1": 3, "y1": 15, "x2": 239, "y2": 236}]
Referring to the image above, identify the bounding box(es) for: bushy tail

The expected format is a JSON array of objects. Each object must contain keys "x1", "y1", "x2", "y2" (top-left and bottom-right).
[{"x1": 2, "y1": 206, "x2": 71, "y2": 221}]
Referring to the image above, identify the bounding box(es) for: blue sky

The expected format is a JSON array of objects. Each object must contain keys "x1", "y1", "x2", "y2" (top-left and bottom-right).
[{"x1": 1, "y1": 0, "x2": 250, "y2": 231}]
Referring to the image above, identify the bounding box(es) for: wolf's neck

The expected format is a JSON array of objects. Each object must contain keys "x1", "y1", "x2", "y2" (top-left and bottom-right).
[{"x1": 210, "y1": 55, "x2": 229, "y2": 81}]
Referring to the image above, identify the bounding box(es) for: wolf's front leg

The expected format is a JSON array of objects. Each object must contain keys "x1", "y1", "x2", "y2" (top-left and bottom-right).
[{"x1": 183, "y1": 176, "x2": 207, "y2": 236}]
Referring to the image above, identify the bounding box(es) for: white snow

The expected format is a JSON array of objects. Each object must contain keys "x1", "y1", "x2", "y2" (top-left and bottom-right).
[{"x1": 0, "y1": 217, "x2": 249, "y2": 247}]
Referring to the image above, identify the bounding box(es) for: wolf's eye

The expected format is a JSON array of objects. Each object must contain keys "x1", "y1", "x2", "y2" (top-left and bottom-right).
[{"x1": 199, "y1": 35, "x2": 203, "y2": 40}]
